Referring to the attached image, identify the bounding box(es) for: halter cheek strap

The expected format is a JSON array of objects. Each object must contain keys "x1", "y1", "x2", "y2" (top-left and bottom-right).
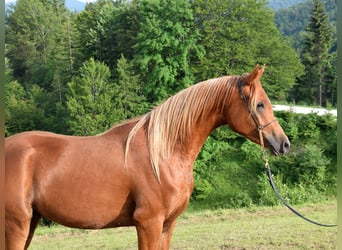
[{"x1": 237, "y1": 77, "x2": 276, "y2": 137}]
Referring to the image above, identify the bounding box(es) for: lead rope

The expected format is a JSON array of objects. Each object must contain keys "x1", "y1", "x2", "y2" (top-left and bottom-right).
[{"x1": 259, "y1": 128, "x2": 337, "y2": 227}]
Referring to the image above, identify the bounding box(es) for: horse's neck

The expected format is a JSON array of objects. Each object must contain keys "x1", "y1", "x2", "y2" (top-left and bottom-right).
[{"x1": 181, "y1": 113, "x2": 225, "y2": 163}]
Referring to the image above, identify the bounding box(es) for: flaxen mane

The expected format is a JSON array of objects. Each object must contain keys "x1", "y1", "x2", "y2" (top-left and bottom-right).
[{"x1": 125, "y1": 74, "x2": 259, "y2": 182}]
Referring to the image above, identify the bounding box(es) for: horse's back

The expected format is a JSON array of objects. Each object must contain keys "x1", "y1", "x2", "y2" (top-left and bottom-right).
[{"x1": 6, "y1": 131, "x2": 71, "y2": 181}]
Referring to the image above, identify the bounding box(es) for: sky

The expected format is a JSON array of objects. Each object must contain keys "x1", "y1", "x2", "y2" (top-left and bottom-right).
[
  {"x1": 5, "y1": 0, "x2": 98, "y2": 12},
  {"x1": 5, "y1": 0, "x2": 97, "y2": 3}
]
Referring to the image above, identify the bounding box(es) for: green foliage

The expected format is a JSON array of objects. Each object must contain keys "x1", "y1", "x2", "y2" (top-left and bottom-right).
[
  {"x1": 276, "y1": 111, "x2": 299, "y2": 142},
  {"x1": 75, "y1": 0, "x2": 139, "y2": 70},
  {"x1": 256, "y1": 173, "x2": 325, "y2": 206},
  {"x1": 192, "y1": 136, "x2": 229, "y2": 200},
  {"x1": 290, "y1": 0, "x2": 336, "y2": 106},
  {"x1": 6, "y1": 0, "x2": 73, "y2": 89},
  {"x1": 297, "y1": 114, "x2": 320, "y2": 141},
  {"x1": 113, "y1": 55, "x2": 148, "y2": 118},
  {"x1": 193, "y1": 130, "x2": 262, "y2": 208},
  {"x1": 297, "y1": 145, "x2": 329, "y2": 187},
  {"x1": 5, "y1": 80, "x2": 64, "y2": 135},
  {"x1": 317, "y1": 114, "x2": 337, "y2": 162},
  {"x1": 5, "y1": 81, "x2": 36, "y2": 135},
  {"x1": 65, "y1": 56, "x2": 146, "y2": 135},
  {"x1": 66, "y1": 58, "x2": 120, "y2": 135},
  {"x1": 192, "y1": 0, "x2": 303, "y2": 101},
  {"x1": 274, "y1": 1, "x2": 313, "y2": 51},
  {"x1": 133, "y1": 0, "x2": 204, "y2": 103},
  {"x1": 192, "y1": 112, "x2": 336, "y2": 209},
  {"x1": 274, "y1": 0, "x2": 336, "y2": 53},
  {"x1": 269, "y1": 144, "x2": 330, "y2": 187},
  {"x1": 5, "y1": 0, "x2": 76, "y2": 134},
  {"x1": 192, "y1": 177, "x2": 212, "y2": 201},
  {"x1": 257, "y1": 143, "x2": 333, "y2": 206}
]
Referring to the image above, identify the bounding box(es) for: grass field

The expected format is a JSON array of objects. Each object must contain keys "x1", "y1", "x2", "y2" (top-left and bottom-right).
[{"x1": 30, "y1": 202, "x2": 337, "y2": 249}]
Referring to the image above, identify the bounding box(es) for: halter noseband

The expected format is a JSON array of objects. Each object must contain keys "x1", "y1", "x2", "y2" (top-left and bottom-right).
[{"x1": 237, "y1": 77, "x2": 276, "y2": 146}]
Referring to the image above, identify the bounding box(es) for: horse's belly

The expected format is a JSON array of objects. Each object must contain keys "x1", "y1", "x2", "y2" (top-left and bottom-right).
[
  {"x1": 34, "y1": 164, "x2": 134, "y2": 229},
  {"x1": 36, "y1": 187, "x2": 134, "y2": 228}
]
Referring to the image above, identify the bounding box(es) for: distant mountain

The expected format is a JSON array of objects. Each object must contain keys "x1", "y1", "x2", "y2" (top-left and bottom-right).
[
  {"x1": 5, "y1": 0, "x2": 88, "y2": 12},
  {"x1": 268, "y1": 0, "x2": 305, "y2": 10},
  {"x1": 6, "y1": 0, "x2": 307, "y2": 12},
  {"x1": 274, "y1": 0, "x2": 336, "y2": 51},
  {"x1": 65, "y1": 0, "x2": 87, "y2": 12}
]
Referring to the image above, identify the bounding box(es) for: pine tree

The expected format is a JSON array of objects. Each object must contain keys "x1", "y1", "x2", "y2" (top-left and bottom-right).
[
  {"x1": 112, "y1": 55, "x2": 147, "y2": 119},
  {"x1": 297, "y1": 0, "x2": 334, "y2": 106},
  {"x1": 66, "y1": 58, "x2": 120, "y2": 135}
]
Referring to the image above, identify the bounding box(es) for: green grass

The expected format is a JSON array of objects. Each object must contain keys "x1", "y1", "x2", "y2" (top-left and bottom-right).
[{"x1": 30, "y1": 202, "x2": 337, "y2": 249}]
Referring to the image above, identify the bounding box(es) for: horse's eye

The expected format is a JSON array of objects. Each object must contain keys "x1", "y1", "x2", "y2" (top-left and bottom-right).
[{"x1": 257, "y1": 102, "x2": 265, "y2": 109}]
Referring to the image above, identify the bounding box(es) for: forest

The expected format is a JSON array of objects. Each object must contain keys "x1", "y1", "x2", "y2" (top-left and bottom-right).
[{"x1": 5, "y1": 0, "x2": 337, "y2": 209}]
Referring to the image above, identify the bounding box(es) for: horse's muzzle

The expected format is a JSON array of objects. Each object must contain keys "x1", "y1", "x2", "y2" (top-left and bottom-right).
[{"x1": 267, "y1": 136, "x2": 290, "y2": 155}]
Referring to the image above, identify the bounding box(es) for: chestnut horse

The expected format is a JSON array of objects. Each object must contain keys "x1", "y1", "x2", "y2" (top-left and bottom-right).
[{"x1": 5, "y1": 65, "x2": 290, "y2": 250}]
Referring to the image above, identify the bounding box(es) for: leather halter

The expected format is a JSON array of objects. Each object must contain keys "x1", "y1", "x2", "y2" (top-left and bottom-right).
[{"x1": 237, "y1": 77, "x2": 276, "y2": 145}]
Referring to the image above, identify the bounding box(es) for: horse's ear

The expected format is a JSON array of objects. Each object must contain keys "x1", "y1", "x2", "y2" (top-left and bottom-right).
[
  {"x1": 241, "y1": 64, "x2": 266, "y2": 86},
  {"x1": 258, "y1": 64, "x2": 266, "y2": 79}
]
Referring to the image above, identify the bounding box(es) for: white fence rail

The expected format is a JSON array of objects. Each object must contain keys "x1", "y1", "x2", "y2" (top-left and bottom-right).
[{"x1": 273, "y1": 105, "x2": 337, "y2": 117}]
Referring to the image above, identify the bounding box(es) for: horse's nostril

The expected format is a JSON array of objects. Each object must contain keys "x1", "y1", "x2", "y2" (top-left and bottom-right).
[{"x1": 282, "y1": 140, "x2": 290, "y2": 153}]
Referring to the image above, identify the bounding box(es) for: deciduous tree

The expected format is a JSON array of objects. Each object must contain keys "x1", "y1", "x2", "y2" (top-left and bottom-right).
[
  {"x1": 192, "y1": 0, "x2": 303, "y2": 101},
  {"x1": 75, "y1": 0, "x2": 139, "y2": 71},
  {"x1": 133, "y1": 0, "x2": 204, "y2": 103},
  {"x1": 6, "y1": 0, "x2": 73, "y2": 90}
]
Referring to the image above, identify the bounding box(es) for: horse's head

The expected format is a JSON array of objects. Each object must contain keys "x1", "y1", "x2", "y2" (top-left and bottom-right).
[{"x1": 226, "y1": 65, "x2": 290, "y2": 155}]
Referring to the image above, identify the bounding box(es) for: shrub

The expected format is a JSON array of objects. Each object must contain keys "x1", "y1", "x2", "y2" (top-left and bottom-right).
[{"x1": 191, "y1": 112, "x2": 336, "y2": 209}]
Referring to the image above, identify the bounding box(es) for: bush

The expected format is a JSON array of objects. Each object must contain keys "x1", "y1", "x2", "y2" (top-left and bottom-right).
[
  {"x1": 191, "y1": 112, "x2": 336, "y2": 209},
  {"x1": 257, "y1": 171, "x2": 334, "y2": 206}
]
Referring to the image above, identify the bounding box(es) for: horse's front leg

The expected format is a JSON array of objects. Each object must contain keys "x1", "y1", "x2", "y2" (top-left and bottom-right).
[
  {"x1": 134, "y1": 215, "x2": 178, "y2": 250},
  {"x1": 159, "y1": 219, "x2": 177, "y2": 250},
  {"x1": 134, "y1": 208, "x2": 164, "y2": 250}
]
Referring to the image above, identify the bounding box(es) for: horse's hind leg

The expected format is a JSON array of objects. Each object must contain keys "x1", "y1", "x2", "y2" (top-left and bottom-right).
[
  {"x1": 6, "y1": 214, "x2": 30, "y2": 250},
  {"x1": 24, "y1": 210, "x2": 42, "y2": 249},
  {"x1": 5, "y1": 205, "x2": 37, "y2": 250}
]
